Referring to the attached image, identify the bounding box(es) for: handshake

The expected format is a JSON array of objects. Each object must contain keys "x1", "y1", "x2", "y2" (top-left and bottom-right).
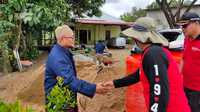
[{"x1": 95, "y1": 81, "x2": 115, "y2": 94}]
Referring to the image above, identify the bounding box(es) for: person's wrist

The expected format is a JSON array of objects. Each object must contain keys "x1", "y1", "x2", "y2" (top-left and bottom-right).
[
  {"x1": 113, "y1": 80, "x2": 117, "y2": 88},
  {"x1": 91, "y1": 84, "x2": 97, "y2": 97}
]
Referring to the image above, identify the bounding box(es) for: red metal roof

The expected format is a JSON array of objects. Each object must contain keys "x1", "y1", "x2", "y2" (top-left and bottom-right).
[{"x1": 76, "y1": 19, "x2": 133, "y2": 26}]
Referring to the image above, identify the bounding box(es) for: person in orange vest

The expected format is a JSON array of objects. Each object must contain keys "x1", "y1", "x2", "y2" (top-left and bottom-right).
[
  {"x1": 103, "y1": 17, "x2": 190, "y2": 112},
  {"x1": 178, "y1": 12, "x2": 200, "y2": 112}
]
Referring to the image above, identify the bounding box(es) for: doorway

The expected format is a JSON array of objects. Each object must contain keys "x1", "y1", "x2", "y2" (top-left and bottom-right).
[
  {"x1": 79, "y1": 30, "x2": 87, "y2": 44},
  {"x1": 106, "y1": 30, "x2": 111, "y2": 40}
]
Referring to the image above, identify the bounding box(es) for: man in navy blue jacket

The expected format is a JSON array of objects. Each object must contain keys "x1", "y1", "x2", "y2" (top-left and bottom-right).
[{"x1": 45, "y1": 25, "x2": 108, "y2": 112}]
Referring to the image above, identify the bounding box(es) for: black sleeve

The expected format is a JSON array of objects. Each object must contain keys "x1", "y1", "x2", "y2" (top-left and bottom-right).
[
  {"x1": 142, "y1": 46, "x2": 169, "y2": 112},
  {"x1": 113, "y1": 69, "x2": 140, "y2": 88}
]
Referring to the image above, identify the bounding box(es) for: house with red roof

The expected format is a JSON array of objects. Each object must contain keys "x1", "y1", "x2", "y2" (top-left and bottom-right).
[{"x1": 73, "y1": 13, "x2": 132, "y2": 45}]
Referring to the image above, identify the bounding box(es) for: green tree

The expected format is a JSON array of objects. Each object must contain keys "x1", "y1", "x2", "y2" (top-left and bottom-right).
[
  {"x1": 69, "y1": 0, "x2": 105, "y2": 17},
  {"x1": 120, "y1": 7, "x2": 147, "y2": 22},
  {"x1": 147, "y1": 0, "x2": 179, "y2": 9},
  {"x1": 0, "y1": 0, "x2": 105, "y2": 72}
]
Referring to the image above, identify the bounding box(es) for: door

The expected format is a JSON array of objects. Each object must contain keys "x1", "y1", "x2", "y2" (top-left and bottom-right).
[
  {"x1": 79, "y1": 30, "x2": 87, "y2": 44},
  {"x1": 106, "y1": 30, "x2": 111, "y2": 40}
]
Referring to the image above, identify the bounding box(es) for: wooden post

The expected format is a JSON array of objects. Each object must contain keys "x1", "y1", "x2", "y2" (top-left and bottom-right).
[{"x1": 13, "y1": 48, "x2": 23, "y2": 72}]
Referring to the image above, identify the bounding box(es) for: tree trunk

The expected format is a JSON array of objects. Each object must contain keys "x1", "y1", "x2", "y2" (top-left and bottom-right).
[
  {"x1": 159, "y1": 0, "x2": 175, "y2": 28},
  {"x1": 2, "y1": 41, "x2": 12, "y2": 74},
  {"x1": 3, "y1": 51, "x2": 9, "y2": 74},
  {"x1": 37, "y1": 30, "x2": 43, "y2": 46},
  {"x1": 184, "y1": 0, "x2": 198, "y2": 13},
  {"x1": 156, "y1": 0, "x2": 198, "y2": 28},
  {"x1": 27, "y1": 32, "x2": 32, "y2": 49}
]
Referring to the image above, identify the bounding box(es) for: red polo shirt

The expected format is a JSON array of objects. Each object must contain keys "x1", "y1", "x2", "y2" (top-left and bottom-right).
[{"x1": 182, "y1": 35, "x2": 200, "y2": 91}]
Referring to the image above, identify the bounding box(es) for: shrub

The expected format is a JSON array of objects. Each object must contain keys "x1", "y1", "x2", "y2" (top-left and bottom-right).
[
  {"x1": 46, "y1": 77, "x2": 77, "y2": 112},
  {"x1": 0, "y1": 100, "x2": 34, "y2": 112}
]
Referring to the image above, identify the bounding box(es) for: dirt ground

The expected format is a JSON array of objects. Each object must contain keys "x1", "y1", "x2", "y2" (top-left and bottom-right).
[
  {"x1": 0, "y1": 53, "x2": 47, "y2": 111},
  {"x1": 0, "y1": 48, "x2": 131, "y2": 112},
  {"x1": 77, "y1": 48, "x2": 130, "y2": 112}
]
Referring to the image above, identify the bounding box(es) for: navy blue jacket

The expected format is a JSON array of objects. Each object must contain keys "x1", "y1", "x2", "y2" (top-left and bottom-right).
[{"x1": 44, "y1": 44, "x2": 96, "y2": 98}]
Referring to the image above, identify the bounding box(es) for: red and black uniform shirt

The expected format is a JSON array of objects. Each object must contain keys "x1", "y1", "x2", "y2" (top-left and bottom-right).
[{"x1": 113, "y1": 44, "x2": 190, "y2": 112}]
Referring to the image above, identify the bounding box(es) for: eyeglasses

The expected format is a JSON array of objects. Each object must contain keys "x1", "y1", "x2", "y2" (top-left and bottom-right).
[
  {"x1": 63, "y1": 36, "x2": 74, "y2": 39},
  {"x1": 181, "y1": 23, "x2": 189, "y2": 29},
  {"x1": 180, "y1": 21, "x2": 197, "y2": 29}
]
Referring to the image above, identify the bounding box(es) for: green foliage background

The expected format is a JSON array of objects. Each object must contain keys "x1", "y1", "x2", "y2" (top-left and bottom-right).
[
  {"x1": 0, "y1": 100, "x2": 35, "y2": 112},
  {"x1": 0, "y1": 0, "x2": 105, "y2": 73}
]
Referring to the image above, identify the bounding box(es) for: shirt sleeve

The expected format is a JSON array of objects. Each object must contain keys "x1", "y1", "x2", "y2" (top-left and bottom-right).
[
  {"x1": 113, "y1": 69, "x2": 140, "y2": 88},
  {"x1": 142, "y1": 47, "x2": 169, "y2": 112},
  {"x1": 53, "y1": 58, "x2": 96, "y2": 98}
]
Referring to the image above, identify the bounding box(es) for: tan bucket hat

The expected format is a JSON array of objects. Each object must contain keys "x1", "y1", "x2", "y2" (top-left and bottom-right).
[{"x1": 122, "y1": 17, "x2": 168, "y2": 46}]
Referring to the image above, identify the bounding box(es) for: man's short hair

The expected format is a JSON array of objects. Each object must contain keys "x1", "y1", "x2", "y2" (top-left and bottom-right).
[{"x1": 55, "y1": 25, "x2": 73, "y2": 40}]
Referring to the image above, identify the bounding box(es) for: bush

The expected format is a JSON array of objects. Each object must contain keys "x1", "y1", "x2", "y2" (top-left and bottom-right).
[
  {"x1": 46, "y1": 77, "x2": 77, "y2": 112},
  {"x1": 0, "y1": 100, "x2": 34, "y2": 112},
  {"x1": 20, "y1": 47, "x2": 39, "y2": 60}
]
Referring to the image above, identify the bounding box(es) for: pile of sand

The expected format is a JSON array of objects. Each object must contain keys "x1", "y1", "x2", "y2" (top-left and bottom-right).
[
  {"x1": 0, "y1": 54, "x2": 125, "y2": 112},
  {"x1": 77, "y1": 61, "x2": 125, "y2": 112}
]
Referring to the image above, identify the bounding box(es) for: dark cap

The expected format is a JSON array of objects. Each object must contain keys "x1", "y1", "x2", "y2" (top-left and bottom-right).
[{"x1": 178, "y1": 12, "x2": 200, "y2": 25}]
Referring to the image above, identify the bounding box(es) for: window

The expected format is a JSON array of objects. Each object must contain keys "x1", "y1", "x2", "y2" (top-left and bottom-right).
[
  {"x1": 79, "y1": 30, "x2": 91, "y2": 44},
  {"x1": 0, "y1": 0, "x2": 8, "y2": 4}
]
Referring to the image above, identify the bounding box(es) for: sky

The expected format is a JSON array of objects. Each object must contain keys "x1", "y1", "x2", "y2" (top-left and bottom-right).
[
  {"x1": 101, "y1": 0, "x2": 200, "y2": 18},
  {"x1": 101, "y1": 0, "x2": 155, "y2": 18}
]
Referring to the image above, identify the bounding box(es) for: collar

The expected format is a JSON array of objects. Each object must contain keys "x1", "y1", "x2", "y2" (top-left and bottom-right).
[
  {"x1": 56, "y1": 44, "x2": 71, "y2": 54},
  {"x1": 142, "y1": 43, "x2": 162, "y2": 54}
]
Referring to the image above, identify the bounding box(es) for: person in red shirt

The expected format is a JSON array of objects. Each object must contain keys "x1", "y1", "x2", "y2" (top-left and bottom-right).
[
  {"x1": 103, "y1": 17, "x2": 190, "y2": 112},
  {"x1": 178, "y1": 12, "x2": 200, "y2": 112}
]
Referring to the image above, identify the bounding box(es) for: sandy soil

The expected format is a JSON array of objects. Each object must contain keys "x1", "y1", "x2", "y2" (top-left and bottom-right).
[
  {"x1": 0, "y1": 48, "x2": 131, "y2": 112},
  {"x1": 0, "y1": 53, "x2": 47, "y2": 111}
]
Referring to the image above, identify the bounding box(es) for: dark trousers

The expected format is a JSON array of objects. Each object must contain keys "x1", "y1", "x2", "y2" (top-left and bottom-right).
[
  {"x1": 184, "y1": 88, "x2": 200, "y2": 112},
  {"x1": 65, "y1": 107, "x2": 78, "y2": 112}
]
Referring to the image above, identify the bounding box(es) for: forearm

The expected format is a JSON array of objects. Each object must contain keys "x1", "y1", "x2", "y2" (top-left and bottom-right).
[
  {"x1": 54, "y1": 59, "x2": 97, "y2": 98},
  {"x1": 67, "y1": 78, "x2": 96, "y2": 98},
  {"x1": 113, "y1": 69, "x2": 140, "y2": 88}
]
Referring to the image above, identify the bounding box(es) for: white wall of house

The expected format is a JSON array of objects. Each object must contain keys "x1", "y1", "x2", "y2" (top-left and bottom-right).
[
  {"x1": 146, "y1": 6, "x2": 200, "y2": 29},
  {"x1": 75, "y1": 24, "x2": 121, "y2": 45}
]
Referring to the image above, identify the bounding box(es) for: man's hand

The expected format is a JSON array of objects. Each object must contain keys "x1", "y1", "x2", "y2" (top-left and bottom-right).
[
  {"x1": 96, "y1": 83, "x2": 110, "y2": 94},
  {"x1": 102, "y1": 81, "x2": 115, "y2": 89}
]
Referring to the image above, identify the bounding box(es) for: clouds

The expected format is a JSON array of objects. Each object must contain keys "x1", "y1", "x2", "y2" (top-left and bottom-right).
[
  {"x1": 105, "y1": 0, "x2": 120, "y2": 3},
  {"x1": 102, "y1": 0, "x2": 200, "y2": 18},
  {"x1": 101, "y1": 0, "x2": 154, "y2": 18}
]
